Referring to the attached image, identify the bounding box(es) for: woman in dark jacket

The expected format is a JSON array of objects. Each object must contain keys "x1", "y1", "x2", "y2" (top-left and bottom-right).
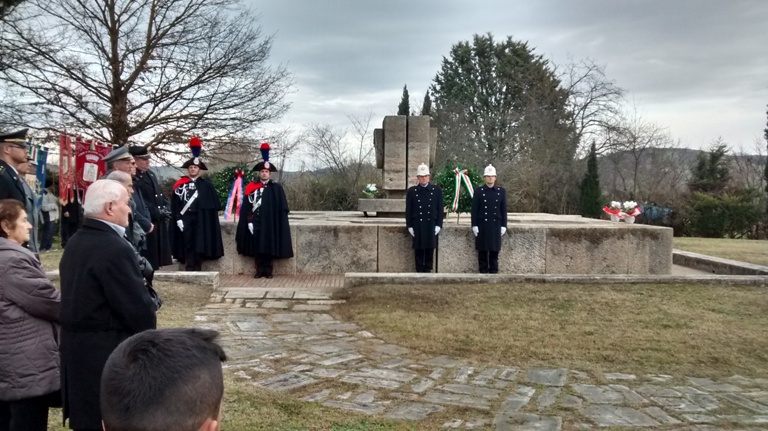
[{"x1": 0, "y1": 199, "x2": 61, "y2": 431}]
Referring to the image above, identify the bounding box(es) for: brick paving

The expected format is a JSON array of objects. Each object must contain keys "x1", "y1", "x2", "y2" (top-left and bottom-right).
[
  {"x1": 195, "y1": 281, "x2": 768, "y2": 430},
  {"x1": 219, "y1": 274, "x2": 344, "y2": 290}
]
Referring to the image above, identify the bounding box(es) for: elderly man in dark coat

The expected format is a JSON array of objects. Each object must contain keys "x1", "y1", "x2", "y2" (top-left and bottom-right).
[
  {"x1": 236, "y1": 143, "x2": 293, "y2": 278},
  {"x1": 59, "y1": 179, "x2": 157, "y2": 430},
  {"x1": 405, "y1": 163, "x2": 444, "y2": 273},
  {"x1": 471, "y1": 164, "x2": 508, "y2": 274}
]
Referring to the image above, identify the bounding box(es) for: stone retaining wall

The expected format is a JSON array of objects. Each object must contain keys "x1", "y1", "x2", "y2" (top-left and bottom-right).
[
  {"x1": 200, "y1": 216, "x2": 673, "y2": 275},
  {"x1": 673, "y1": 250, "x2": 768, "y2": 276}
]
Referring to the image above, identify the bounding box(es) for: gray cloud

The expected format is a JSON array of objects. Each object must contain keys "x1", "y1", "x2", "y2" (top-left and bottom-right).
[{"x1": 253, "y1": 0, "x2": 768, "y2": 149}]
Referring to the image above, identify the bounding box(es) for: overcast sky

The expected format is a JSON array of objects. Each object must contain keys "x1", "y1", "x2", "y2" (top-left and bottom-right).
[{"x1": 253, "y1": 0, "x2": 768, "y2": 154}]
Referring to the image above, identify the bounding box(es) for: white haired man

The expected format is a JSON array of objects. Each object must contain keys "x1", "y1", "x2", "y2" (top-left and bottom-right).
[{"x1": 59, "y1": 179, "x2": 157, "y2": 431}]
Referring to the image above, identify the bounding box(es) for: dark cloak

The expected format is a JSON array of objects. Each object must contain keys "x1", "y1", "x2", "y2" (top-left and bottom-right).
[
  {"x1": 169, "y1": 176, "x2": 224, "y2": 261},
  {"x1": 235, "y1": 180, "x2": 293, "y2": 258}
]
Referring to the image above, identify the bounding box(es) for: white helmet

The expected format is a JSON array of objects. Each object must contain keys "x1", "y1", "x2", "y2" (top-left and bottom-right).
[
  {"x1": 484, "y1": 164, "x2": 497, "y2": 176},
  {"x1": 416, "y1": 163, "x2": 430, "y2": 176}
]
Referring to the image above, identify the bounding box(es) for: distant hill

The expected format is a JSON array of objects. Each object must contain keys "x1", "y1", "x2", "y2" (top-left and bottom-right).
[{"x1": 595, "y1": 147, "x2": 766, "y2": 202}]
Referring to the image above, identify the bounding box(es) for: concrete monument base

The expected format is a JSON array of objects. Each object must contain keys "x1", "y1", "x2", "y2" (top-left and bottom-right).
[{"x1": 194, "y1": 212, "x2": 672, "y2": 275}]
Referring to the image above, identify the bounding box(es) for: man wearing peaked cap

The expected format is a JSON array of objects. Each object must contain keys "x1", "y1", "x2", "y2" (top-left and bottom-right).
[
  {"x1": 0, "y1": 129, "x2": 31, "y2": 203},
  {"x1": 236, "y1": 143, "x2": 293, "y2": 278},
  {"x1": 169, "y1": 137, "x2": 223, "y2": 271},
  {"x1": 471, "y1": 164, "x2": 508, "y2": 274},
  {"x1": 405, "y1": 163, "x2": 444, "y2": 273},
  {"x1": 103, "y1": 146, "x2": 133, "y2": 169},
  {"x1": 130, "y1": 144, "x2": 173, "y2": 269}
]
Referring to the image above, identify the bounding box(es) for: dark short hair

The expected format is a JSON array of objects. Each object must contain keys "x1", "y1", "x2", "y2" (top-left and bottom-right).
[
  {"x1": 0, "y1": 199, "x2": 25, "y2": 238},
  {"x1": 100, "y1": 328, "x2": 227, "y2": 431}
]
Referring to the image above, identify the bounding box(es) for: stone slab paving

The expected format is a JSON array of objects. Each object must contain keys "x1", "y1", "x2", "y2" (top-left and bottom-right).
[{"x1": 199, "y1": 285, "x2": 768, "y2": 429}]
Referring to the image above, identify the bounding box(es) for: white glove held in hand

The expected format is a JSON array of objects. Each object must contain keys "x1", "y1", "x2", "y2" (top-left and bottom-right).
[
  {"x1": 176, "y1": 220, "x2": 184, "y2": 232},
  {"x1": 434, "y1": 226, "x2": 441, "y2": 235},
  {"x1": 501, "y1": 227, "x2": 507, "y2": 236},
  {"x1": 472, "y1": 226, "x2": 479, "y2": 237},
  {"x1": 248, "y1": 223, "x2": 254, "y2": 234},
  {"x1": 408, "y1": 227, "x2": 415, "y2": 237}
]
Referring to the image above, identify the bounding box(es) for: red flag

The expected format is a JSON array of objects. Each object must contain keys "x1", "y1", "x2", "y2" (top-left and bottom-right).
[
  {"x1": 75, "y1": 138, "x2": 110, "y2": 192},
  {"x1": 59, "y1": 134, "x2": 75, "y2": 204}
]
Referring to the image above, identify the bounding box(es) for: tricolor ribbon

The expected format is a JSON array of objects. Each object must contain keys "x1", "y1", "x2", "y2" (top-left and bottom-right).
[
  {"x1": 452, "y1": 168, "x2": 474, "y2": 212},
  {"x1": 223, "y1": 169, "x2": 244, "y2": 221}
]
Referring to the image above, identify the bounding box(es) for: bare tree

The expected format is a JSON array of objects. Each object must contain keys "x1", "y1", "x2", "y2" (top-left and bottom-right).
[
  {"x1": 730, "y1": 140, "x2": 767, "y2": 192},
  {"x1": 602, "y1": 106, "x2": 678, "y2": 200},
  {"x1": 1, "y1": 0, "x2": 291, "y2": 150},
  {"x1": 555, "y1": 58, "x2": 625, "y2": 156},
  {"x1": 298, "y1": 113, "x2": 377, "y2": 210}
]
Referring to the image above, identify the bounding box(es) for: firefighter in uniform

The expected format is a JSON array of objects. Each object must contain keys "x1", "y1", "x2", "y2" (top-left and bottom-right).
[
  {"x1": 471, "y1": 164, "x2": 508, "y2": 273},
  {"x1": 405, "y1": 163, "x2": 444, "y2": 273}
]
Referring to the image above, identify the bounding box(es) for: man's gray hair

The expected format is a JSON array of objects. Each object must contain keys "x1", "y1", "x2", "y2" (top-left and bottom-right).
[
  {"x1": 83, "y1": 179, "x2": 127, "y2": 216},
  {"x1": 106, "y1": 170, "x2": 132, "y2": 187}
]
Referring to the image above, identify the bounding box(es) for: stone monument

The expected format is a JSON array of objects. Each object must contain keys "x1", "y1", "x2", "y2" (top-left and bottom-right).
[{"x1": 358, "y1": 115, "x2": 437, "y2": 217}]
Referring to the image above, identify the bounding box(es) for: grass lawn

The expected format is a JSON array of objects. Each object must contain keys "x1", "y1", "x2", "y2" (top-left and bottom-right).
[
  {"x1": 674, "y1": 236, "x2": 768, "y2": 266},
  {"x1": 336, "y1": 283, "x2": 768, "y2": 379}
]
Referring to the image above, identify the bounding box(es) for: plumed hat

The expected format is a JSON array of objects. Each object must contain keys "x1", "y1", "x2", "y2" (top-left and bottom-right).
[
  {"x1": 252, "y1": 142, "x2": 277, "y2": 172},
  {"x1": 181, "y1": 137, "x2": 208, "y2": 170}
]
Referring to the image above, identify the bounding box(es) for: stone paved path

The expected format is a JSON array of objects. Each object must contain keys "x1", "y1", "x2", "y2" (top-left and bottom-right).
[{"x1": 195, "y1": 283, "x2": 768, "y2": 430}]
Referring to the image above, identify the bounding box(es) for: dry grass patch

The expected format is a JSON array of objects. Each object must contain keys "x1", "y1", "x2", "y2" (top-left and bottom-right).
[
  {"x1": 336, "y1": 283, "x2": 768, "y2": 378},
  {"x1": 222, "y1": 378, "x2": 421, "y2": 430},
  {"x1": 38, "y1": 248, "x2": 64, "y2": 272},
  {"x1": 674, "y1": 237, "x2": 768, "y2": 266}
]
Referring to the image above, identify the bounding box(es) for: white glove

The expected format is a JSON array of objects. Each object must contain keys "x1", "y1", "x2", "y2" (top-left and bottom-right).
[
  {"x1": 176, "y1": 220, "x2": 184, "y2": 232},
  {"x1": 408, "y1": 227, "x2": 415, "y2": 237},
  {"x1": 501, "y1": 227, "x2": 507, "y2": 236},
  {"x1": 472, "y1": 226, "x2": 479, "y2": 237},
  {"x1": 434, "y1": 226, "x2": 441, "y2": 236},
  {"x1": 248, "y1": 223, "x2": 254, "y2": 234}
]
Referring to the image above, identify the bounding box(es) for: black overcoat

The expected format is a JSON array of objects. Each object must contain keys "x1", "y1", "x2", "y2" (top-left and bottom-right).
[
  {"x1": 470, "y1": 184, "x2": 508, "y2": 252},
  {"x1": 59, "y1": 218, "x2": 157, "y2": 429},
  {"x1": 169, "y1": 177, "x2": 224, "y2": 261},
  {"x1": 134, "y1": 168, "x2": 173, "y2": 268},
  {"x1": 235, "y1": 180, "x2": 294, "y2": 258},
  {"x1": 0, "y1": 159, "x2": 27, "y2": 203},
  {"x1": 405, "y1": 183, "x2": 444, "y2": 249}
]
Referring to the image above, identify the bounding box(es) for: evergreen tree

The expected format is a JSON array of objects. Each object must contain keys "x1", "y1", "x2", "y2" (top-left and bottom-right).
[
  {"x1": 688, "y1": 142, "x2": 731, "y2": 194},
  {"x1": 397, "y1": 85, "x2": 410, "y2": 115},
  {"x1": 579, "y1": 142, "x2": 602, "y2": 218},
  {"x1": 421, "y1": 91, "x2": 432, "y2": 116}
]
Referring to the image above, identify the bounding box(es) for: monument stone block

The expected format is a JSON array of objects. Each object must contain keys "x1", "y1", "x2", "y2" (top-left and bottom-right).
[
  {"x1": 383, "y1": 116, "x2": 407, "y2": 190},
  {"x1": 500, "y1": 226, "x2": 546, "y2": 274},
  {"x1": 378, "y1": 225, "x2": 417, "y2": 272},
  {"x1": 436, "y1": 225, "x2": 476, "y2": 273},
  {"x1": 628, "y1": 226, "x2": 673, "y2": 274},
  {"x1": 407, "y1": 116, "x2": 431, "y2": 187},
  {"x1": 545, "y1": 226, "x2": 629, "y2": 274},
  {"x1": 295, "y1": 224, "x2": 377, "y2": 273},
  {"x1": 373, "y1": 128, "x2": 384, "y2": 169}
]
